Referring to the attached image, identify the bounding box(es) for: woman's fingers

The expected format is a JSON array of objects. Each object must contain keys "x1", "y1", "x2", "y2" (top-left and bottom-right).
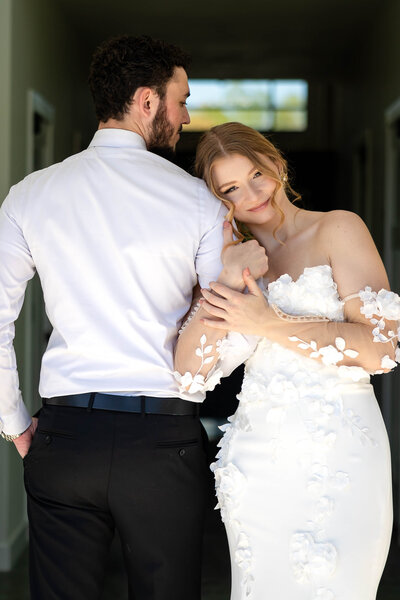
[
  {"x1": 199, "y1": 299, "x2": 226, "y2": 319},
  {"x1": 222, "y1": 220, "x2": 234, "y2": 246},
  {"x1": 200, "y1": 317, "x2": 228, "y2": 329},
  {"x1": 208, "y1": 281, "x2": 236, "y2": 299},
  {"x1": 201, "y1": 288, "x2": 228, "y2": 308}
]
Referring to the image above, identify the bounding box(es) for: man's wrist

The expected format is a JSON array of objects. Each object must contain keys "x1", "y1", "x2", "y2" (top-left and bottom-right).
[
  {"x1": 1, "y1": 430, "x2": 23, "y2": 441},
  {"x1": 0, "y1": 421, "x2": 32, "y2": 442}
]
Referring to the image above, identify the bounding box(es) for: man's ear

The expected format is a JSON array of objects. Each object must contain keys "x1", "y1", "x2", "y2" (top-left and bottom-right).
[{"x1": 132, "y1": 86, "x2": 160, "y2": 120}]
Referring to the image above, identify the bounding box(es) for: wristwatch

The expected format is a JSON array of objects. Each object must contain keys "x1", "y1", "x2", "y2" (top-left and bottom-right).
[{"x1": 0, "y1": 431, "x2": 23, "y2": 441}]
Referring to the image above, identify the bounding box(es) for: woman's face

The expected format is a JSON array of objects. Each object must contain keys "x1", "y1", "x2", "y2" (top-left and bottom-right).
[{"x1": 212, "y1": 153, "x2": 280, "y2": 225}]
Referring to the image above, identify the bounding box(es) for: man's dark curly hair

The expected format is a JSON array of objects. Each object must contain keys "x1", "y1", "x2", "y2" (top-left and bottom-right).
[{"x1": 88, "y1": 34, "x2": 190, "y2": 122}]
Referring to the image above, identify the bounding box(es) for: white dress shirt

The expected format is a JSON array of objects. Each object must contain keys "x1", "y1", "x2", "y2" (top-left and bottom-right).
[{"x1": 0, "y1": 129, "x2": 228, "y2": 435}]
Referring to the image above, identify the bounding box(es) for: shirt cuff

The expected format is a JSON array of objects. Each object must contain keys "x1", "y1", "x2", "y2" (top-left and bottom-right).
[{"x1": 0, "y1": 398, "x2": 32, "y2": 436}]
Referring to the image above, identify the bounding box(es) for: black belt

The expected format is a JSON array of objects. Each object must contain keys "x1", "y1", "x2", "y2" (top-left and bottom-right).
[{"x1": 43, "y1": 393, "x2": 199, "y2": 416}]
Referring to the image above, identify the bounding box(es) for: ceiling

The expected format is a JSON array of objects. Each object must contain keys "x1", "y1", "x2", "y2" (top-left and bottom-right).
[{"x1": 57, "y1": 0, "x2": 384, "y2": 78}]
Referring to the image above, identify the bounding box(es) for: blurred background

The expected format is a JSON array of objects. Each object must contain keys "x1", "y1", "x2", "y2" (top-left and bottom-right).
[{"x1": 0, "y1": 0, "x2": 399, "y2": 598}]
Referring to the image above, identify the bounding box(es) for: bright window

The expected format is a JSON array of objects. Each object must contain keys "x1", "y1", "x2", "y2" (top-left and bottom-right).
[{"x1": 185, "y1": 79, "x2": 308, "y2": 132}]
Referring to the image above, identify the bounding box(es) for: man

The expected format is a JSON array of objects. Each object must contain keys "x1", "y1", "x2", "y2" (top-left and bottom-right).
[{"x1": 0, "y1": 35, "x2": 267, "y2": 599}]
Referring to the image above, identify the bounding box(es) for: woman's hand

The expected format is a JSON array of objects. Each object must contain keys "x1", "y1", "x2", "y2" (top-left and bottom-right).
[
  {"x1": 218, "y1": 222, "x2": 269, "y2": 291},
  {"x1": 200, "y1": 268, "x2": 272, "y2": 336}
]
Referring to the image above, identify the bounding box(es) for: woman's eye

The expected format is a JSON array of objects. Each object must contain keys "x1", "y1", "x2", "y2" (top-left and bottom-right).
[
  {"x1": 223, "y1": 186, "x2": 237, "y2": 194},
  {"x1": 253, "y1": 171, "x2": 262, "y2": 178}
]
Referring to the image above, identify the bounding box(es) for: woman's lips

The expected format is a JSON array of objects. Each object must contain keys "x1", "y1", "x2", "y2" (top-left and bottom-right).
[{"x1": 248, "y1": 198, "x2": 270, "y2": 212}]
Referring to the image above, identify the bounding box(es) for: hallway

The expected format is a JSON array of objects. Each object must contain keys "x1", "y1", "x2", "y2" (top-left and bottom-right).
[{"x1": 1, "y1": 0, "x2": 400, "y2": 594}]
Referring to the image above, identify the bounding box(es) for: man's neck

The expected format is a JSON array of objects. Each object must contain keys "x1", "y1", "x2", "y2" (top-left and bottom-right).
[{"x1": 98, "y1": 118, "x2": 148, "y2": 146}]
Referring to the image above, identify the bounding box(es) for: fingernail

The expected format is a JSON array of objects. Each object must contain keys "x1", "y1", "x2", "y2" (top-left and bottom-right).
[
  {"x1": 223, "y1": 221, "x2": 230, "y2": 229},
  {"x1": 244, "y1": 267, "x2": 250, "y2": 276}
]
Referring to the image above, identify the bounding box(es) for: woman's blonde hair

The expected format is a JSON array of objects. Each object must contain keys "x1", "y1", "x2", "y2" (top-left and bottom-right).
[{"x1": 195, "y1": 122, "x2": 301, "y2": 242}]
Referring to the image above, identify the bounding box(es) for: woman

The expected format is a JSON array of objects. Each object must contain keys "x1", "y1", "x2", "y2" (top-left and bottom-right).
[{"x1": 174, "y1": 122, "x2": 400, "y2": 600}]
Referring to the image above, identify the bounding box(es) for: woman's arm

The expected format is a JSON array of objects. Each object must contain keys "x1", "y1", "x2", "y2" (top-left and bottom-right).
[
  {"x1": 199, "y1": 212, "x2": 400, "y2": 375},
  {"x1": 174, "y1": 222, "x2": 268, "y2": 393}
]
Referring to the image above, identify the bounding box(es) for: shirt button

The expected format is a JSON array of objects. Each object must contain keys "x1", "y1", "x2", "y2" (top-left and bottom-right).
[
  {"x1": 45, "y1": 435, "x2": 52, "y2": 444},
  {"x1": 179, "y1": 448, "x2": 185, "y2": 457}
]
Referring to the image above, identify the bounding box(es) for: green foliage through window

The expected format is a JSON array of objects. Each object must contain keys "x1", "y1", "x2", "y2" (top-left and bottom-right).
[{"x1": 186, "y1": 80, "x2": 308, "y2": 132}]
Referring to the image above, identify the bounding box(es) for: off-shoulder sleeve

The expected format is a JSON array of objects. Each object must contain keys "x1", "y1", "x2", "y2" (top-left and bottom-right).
[
  {"x1": 347, "y1": 286, "x2": 400, "y2": 372},
  {"x1": 269, "y1": 286, "x2": 400, "y2": 377}
]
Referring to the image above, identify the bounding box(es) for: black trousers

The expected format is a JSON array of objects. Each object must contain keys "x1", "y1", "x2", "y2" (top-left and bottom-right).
[{"x1": 23, "y1": 404, "x2": 210, "y2": 600}]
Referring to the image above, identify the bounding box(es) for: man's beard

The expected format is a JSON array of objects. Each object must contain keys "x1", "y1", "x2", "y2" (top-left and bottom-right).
[{"x1": 147, "y1": 100, "x2": 180, "y2": 161}]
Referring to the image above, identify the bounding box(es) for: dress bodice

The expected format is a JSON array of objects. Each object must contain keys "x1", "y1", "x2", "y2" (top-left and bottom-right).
[
  {"x1": 265, "y1": 264, "x2": 344, "y2": 321},
  {"x1": 245, "y1": 265, "x2": 371, "y2": 387}
]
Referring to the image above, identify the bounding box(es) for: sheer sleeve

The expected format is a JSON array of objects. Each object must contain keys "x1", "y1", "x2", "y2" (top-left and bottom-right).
[
  {"x1": 266, "y1": 286, "x2": 400, "y2": 378},
  {"x1": 174, "y1": 229, "x2": 269, "y2": 395},
  {"x1": 347, "y1": 286, "x2": 400, "y2": 372},
  {"x1": 174, "y1": 298, "x2": 259, "y2": 394}
]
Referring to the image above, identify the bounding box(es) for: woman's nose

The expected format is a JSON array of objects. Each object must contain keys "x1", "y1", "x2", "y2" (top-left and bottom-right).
[{"x1": 247, "y1": 186, "x2": 262, "y2": 202}]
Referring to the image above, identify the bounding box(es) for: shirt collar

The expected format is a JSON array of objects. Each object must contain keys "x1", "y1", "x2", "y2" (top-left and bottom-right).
[{"x1": 88, "y1": 128, "x2": 147, "y2": 150}]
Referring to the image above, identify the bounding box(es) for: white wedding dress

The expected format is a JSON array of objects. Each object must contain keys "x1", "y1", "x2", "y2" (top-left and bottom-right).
[{"x1": 209, "y1": 266, "x2": 395, "y2": 600}]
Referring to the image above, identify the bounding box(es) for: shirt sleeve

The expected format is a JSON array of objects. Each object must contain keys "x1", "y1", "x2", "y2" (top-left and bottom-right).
[
  {"x1": 0, "y1": 189, "x2": 35, "y2": 435},
  {"x1": 195, "y1": 184, "x2": 228, "y2": 289}
]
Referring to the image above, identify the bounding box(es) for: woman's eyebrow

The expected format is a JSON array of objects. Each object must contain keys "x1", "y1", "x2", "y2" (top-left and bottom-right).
[{"x1": 218, "y1": 180, "x2": 236, "y2": 191}]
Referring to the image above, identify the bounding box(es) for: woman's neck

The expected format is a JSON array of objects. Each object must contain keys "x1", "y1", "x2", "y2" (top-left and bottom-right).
[{"x1": 248, "y1": 196, "x2": 302, "y2": 254}]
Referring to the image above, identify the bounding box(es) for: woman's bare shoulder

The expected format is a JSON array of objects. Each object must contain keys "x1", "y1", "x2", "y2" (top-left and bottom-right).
[
  {"x1": 317, "y1": 209, "x2": 369, "y2": 239},
  {"x1": 319, "y1": 209, "x2": 366, "y2": 227}
]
